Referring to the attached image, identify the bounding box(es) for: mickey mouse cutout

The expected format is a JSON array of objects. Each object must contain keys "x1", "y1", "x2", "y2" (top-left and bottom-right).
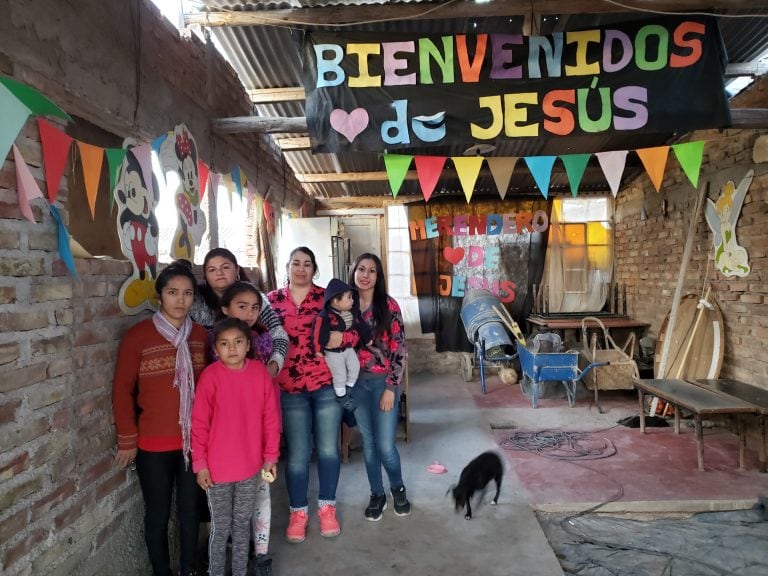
[
  {"x1": 114, "y1": 139, "x2": 160, "y2": 314},
  {"x1": 159, "y1": 124, "x2": 206, "y2": 261},
  {"x1": 705, "y1": 169, "x2": 753, "y2": 277}
]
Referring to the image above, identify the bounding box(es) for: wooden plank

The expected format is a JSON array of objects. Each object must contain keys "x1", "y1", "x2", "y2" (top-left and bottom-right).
[
  {"x1": 633, "y1": 379, "x2": 758, "y2": 415},
  {"x1": 690, "y1": 379, "x2": 768, "y2": 413},
  {"x1": 185, "y1": 1, "x2": 767, "y2": 27},
  {"x1": 248, "y1": 87, "x2": 305, "y2": 103},
  {"x1": 657, "y1": 182, "x2": 708, "y2": 378},
  {"x1": 275, "y1": 137, "x2": 311, "y2": 150},
  {"x1": 212, "y1": 116, "x2": 308, "y2": 134}
]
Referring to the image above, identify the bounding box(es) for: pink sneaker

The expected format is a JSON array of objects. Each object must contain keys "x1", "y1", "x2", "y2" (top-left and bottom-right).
[
  {"x1": 286, "y1": 510, "x2": 308, "y2": 543},
  {"x1": 318, "y1": 505, "x2": 341, "y2": 538}
]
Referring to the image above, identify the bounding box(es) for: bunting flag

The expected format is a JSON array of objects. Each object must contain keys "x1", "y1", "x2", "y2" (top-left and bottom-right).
[
  {"x1": 263, "y1": 198, "x2": 273, "y2": 233},
  {"x1": 49, "y1": 204, "x2": 78, "y2": 279},
  {"x1": 383, "y1": 154, "x2": 413, "y2": 198},
  {"x1": 130, "y1": 143, "x2": 155, "y2": 200},
  {"x1": 198, "y1": 160, "x2": 210, "y2": 200},
  {"x1": 231, "y1": 165, "x2": 243, "y2": 200},
  {"x1": 151, "y1": 133, "x2": 167, "y2": 155},
  {"x1": 104, "y1": 147, "x2": 127, "y2": 212},
  {"x1": 487, "y1": 156, "x2": 518, "y2": 200},
  {"x1": 0, "y1": 76, "x2": 71, "y2": 121},
  {"x1": 0, "y1": 83, "x2": 32, "y2": 164},
  {"x1": 13, "y1": 144, "x2": 45, "y2": 222},
  {"x1": 77, "y1": 141, "x2": 104, "y2": 220},
  {"x1": 672, "y1": 141, "x2": 705, "y2": 188},
  {"x1": 559, "y1": 154, "x2": 591, "y2": 197},
  {"x1": 524, "y1": 156, "x2": 557, "y2": 199},
  {"x1": 452, "y1": 156, "x2": 484, "y2": 203},
  {"x1": 636, "y1": 146, "x2": 670, "y2": 193},
  {"x1": 37, "y1": 118, "x2": 74, "y2": 203},
  {"x1": 596, "y1": 150, "x2": 629, "y2": 197},
  {"x1": 414, "y1": 156, "x2": 446, "y2": 203}
]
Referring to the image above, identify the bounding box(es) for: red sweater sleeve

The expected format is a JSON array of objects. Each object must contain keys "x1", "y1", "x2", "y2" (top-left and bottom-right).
[{"x1": 112, "y1": 324, "x2": 143, "y2": 451}]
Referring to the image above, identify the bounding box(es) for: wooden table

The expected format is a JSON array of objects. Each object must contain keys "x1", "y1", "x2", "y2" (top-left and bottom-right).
[
  {"x1": 527, "y1": 315, "x2": 650, "y2": 353},
  {"x1": 689, "y1": 378, "x2": 768, "y2": 472},
  {"x1": 633, "y1": 378, "x2": 759, "y2": 471}
]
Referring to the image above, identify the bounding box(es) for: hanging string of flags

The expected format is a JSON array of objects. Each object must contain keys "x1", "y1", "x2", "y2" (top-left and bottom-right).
[
  {"x1": 383, "y1": 140, "x2": 705, "y2": 202},
  {"x1": 1, "y1": 75, "x2": 262, "y2": 280}
]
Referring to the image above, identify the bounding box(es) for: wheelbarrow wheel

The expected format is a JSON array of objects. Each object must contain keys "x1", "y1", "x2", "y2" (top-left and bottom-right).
[{"x1": 460, "y1": 352, "x2": 474, "y2": 382}]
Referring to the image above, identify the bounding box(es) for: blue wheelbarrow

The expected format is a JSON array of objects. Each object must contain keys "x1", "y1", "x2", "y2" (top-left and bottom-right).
[{"x1": 517, "y1": 345, "x2": 606, "y2": 408}]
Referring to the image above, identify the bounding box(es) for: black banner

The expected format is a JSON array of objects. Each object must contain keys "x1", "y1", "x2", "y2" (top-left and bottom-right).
[{"x1": 301, "y1": 17, "x2": 730, "y2": 153}]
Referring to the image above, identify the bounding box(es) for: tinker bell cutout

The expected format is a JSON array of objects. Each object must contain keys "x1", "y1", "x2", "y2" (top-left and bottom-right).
[{"x1": 704, "y1": 169, "x2": 754, "y2": 277}]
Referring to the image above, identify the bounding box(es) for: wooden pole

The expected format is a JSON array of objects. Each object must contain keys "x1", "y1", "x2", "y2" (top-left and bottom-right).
[
  {"x1": 657, "y1": 182, "x2": 709, "y2": 379},
  {"x1": 672, "y1": 286, "x2": 711, "y2": 379}
]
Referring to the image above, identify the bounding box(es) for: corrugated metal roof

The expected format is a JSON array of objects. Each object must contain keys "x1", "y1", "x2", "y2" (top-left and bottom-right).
[{"x1": 191, "y1": 1, "x2": 768, "y2": 202}]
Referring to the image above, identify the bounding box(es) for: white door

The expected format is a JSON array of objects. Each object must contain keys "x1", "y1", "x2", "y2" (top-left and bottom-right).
[
  {"x1": 341, "y1": 216, "x2": 381, "y2": 263},
  {"x1": 278, "y1": 216, "x2": 338, "y2": 288}
]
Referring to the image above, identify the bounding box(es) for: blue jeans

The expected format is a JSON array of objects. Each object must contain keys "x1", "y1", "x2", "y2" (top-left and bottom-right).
[
  {"x1": 351, "y1": 373, "x2": 404, "y2": 496},
  {"x1": 281, "y1": 385, "x2": 343, "y2": 508}
]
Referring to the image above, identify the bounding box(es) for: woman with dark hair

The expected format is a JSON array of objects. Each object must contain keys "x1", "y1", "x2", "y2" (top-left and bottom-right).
[
  {"x1": 348, "y1": 253, "x2": 410, "y2": 521},
  {"x1": 267, "y1": 247, "x2": 352, "y2": 543},
  {"x1": 112, "y1": 261, "x2": 208, "y2": 576},
  {"x1": 190, "y1": 247, "x2": 287, "y2": 378}
]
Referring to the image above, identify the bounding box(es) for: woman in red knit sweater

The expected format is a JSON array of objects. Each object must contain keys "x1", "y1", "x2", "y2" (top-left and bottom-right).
[{"x1": 112, "y1": 262, "x2": 208, "y2": 576}]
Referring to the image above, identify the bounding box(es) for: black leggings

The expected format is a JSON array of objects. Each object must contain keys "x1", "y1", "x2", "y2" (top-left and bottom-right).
[{"x1": 136, "y1": 449, "x2": 201, "y2": 575}]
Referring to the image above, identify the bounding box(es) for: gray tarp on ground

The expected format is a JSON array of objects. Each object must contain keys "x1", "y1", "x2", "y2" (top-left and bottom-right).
[{"x1": 539, "y1": 502, "x2": 768, "y2": 576}]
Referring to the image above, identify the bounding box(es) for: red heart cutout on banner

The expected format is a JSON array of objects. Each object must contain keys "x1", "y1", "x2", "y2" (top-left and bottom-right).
[
  {"x1": 330, "y1": 108, "x2": 369, "y2": 143},
  {"x1": 443, "y1": 246, "x2": 465, "y2": 265}
]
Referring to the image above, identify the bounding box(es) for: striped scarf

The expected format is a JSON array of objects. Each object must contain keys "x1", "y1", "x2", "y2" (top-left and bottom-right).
[{"x1": 152, "y1": 311, "x2": 195, "y2": 467}]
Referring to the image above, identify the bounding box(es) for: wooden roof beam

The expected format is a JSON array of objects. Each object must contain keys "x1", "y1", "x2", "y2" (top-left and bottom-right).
[
  {"x1": 186, "y1": 1, "x2": 766, "y2": 28},
  {"x1": 213, "y1": 108, "x2": 768, "y2": 136}
]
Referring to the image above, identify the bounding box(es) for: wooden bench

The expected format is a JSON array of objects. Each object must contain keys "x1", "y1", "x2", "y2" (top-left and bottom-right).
[
  {"x1": 633, "y1": 378, "x2": 760, "y2": 471},
  {"x1": 689, "y1": 378, "x2": 768, "y2": 473}
]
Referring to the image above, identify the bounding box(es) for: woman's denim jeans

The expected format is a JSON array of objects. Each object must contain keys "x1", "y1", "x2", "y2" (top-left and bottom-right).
[
  {"x1": 351, "y1": 373, "x2": 403, "y2": 496},
  {"x1": 281, "y1": 385, "x2": 343, "y2": 508}
]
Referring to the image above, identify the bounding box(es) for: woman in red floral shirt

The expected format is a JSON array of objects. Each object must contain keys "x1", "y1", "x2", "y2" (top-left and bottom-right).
[
  {"x1": 348, "y1": 253, "x2": 411, "y2": 522},
  {"x1": 267, "y1": 247, "x2": 349, "y2": 544}
]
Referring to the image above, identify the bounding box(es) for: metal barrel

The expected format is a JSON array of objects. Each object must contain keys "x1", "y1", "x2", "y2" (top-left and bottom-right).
[{"x1": 460, "y1": 290, "x2": 515, "y2": 360}]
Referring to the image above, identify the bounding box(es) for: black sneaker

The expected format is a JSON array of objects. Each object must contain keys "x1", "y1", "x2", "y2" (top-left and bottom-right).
[
  {"x1": 391, "y1": 486, "x2": 411, "y2": 516},
  {"x1": 253, "y1": 553, "x2": 273, "y2": 576},
  {"x1": 364, "y1": 493, "x2": 387, "y2": 521}
]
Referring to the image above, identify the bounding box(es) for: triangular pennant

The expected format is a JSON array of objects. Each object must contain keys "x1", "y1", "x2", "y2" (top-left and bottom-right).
[
  {"x1": 151, "y1": 133, "x2": 167, "y2": 155},
  {"x1": 104, "y1": 148, "x2": 128, "y2": 212},
  {"x1": 198, "y1": 160, "x2": 210, "y2": 201},
  {"x1": 130, "y1": 143, "x2": 155, "y2": 200},
  {"x1": 77, "y1": 141, "x2": 104, "y2": 220},
  {"x1": 559, "y1": 154, "x2": 591, "y2": 197},
  {"x1": 452, "y1": 156, "x2": 484, "y2": 203},
  {"x1": 49, "y1": 204, "x2": 79, "y2": 279},
  {"x1": 414, "y1": 156, "x2": 446, "y2": 203},
  {"x1": 0, "y1": 83, "x2": 32, "y2": 164},
  {"x1": 524, "y1": 156, "x2": 557, "y2": 199},
  {"x1": 231, "y1": 165, "x2": 243, "y2": 200},
  {"x1": 37, "y1": 118, "x2": 74, "y2": 203},
  {"x1": 635, "y1": 146, "x2": 670, "y2": 193},
  {"x1": 383, "y1": 154, "x2": 413, "y2": 198},
  {"x1": 0, "y1": 75, "x2": 72, "y2": 121},
  {"x1": 263, "y1": 198, "x2": 273, "y2": 231},
  {"x1": 596, "y1": 150, "x2": 629, "y2": 197},
  {"x1": 487, "y1": 157, "x2": 518, "y2": 200},
  {"x1": 13, "y1": 144, "x2": 45, "y2": 222},
  {"x1": 245, "y1": 186, "x2": 254, "y2": 212},
  {"x1": 672, "y1": 141, "x2": 705, "y2": 188}
]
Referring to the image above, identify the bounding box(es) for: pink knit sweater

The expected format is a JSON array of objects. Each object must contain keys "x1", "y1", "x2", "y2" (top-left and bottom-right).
[{"x1": 191, "y1": 359, "x2": 280, "y2": 483}]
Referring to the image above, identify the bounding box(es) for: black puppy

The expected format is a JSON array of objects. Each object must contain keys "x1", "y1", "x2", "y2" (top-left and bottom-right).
[{"x1": 449, "y1": 451, "x2": 503, "y2": 520}]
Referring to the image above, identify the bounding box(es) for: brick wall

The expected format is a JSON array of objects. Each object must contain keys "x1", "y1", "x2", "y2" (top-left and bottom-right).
[
  {"x1": 0, "y1": 1, "x2": 309, "y2": 574},
  {"x1": 615, "y1": 75, "x2": 768, "y2": 386}
]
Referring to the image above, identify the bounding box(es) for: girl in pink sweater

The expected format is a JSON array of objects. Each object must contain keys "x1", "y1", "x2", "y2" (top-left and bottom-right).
[{"x1": 192, "y1": 318, "x2": 280, "y2": 576}]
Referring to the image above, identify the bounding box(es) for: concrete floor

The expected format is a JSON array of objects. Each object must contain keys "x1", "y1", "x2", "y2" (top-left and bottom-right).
[
  {"x1": 267, "y1": 371, "x2": 565, "y2": 576},
  {"x1": 265, "y1": 370, "x2": 766, "y2": 576}
]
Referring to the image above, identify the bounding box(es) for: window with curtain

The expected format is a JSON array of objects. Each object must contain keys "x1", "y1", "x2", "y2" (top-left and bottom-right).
[{"x1": 544, "y1": 197, "x2": 613, "y2": 313}]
